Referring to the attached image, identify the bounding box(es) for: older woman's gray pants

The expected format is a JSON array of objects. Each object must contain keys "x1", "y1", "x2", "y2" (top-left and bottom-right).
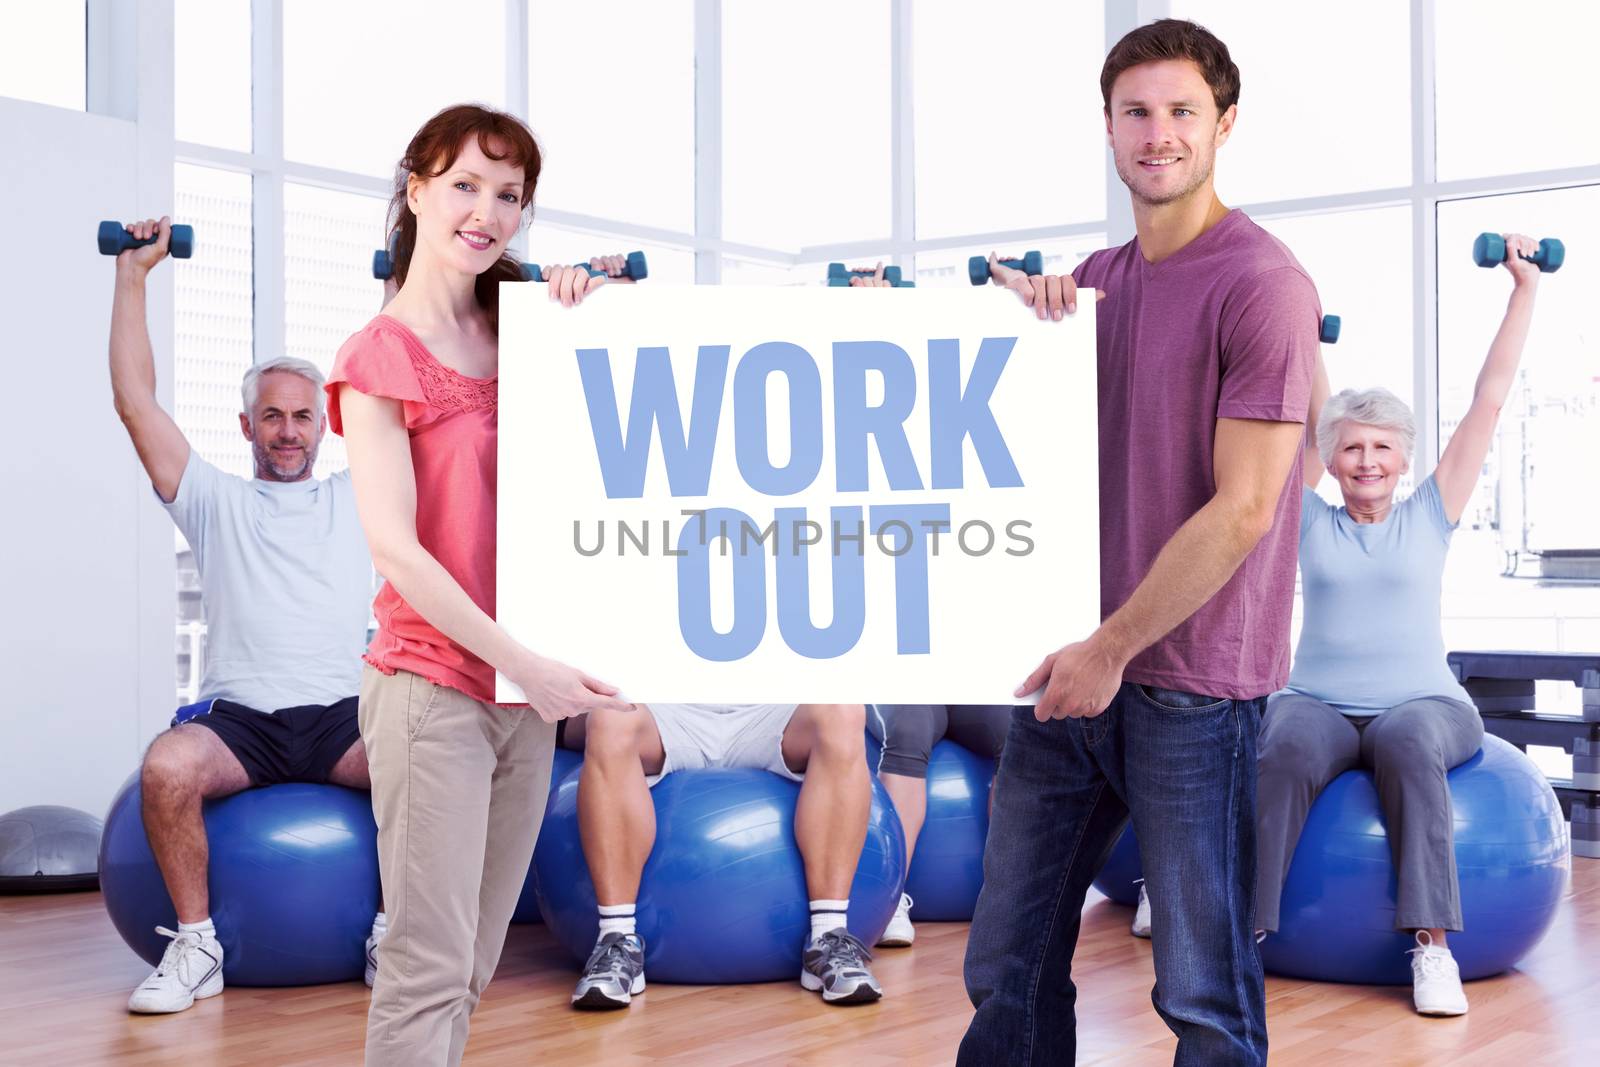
[{"x1": 1256, "y1": 692, "x2": 1483, "y2": 932}]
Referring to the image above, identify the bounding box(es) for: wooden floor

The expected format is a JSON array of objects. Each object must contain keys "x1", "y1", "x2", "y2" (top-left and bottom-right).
[{"x1": 3, "y1": 863, "x2": 1597, "y2": 1066}]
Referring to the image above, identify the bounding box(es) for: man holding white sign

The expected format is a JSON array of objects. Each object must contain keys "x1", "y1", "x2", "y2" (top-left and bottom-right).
[{"x1": 957, "y1": 20, "x2": 1319, "y2": 1067}]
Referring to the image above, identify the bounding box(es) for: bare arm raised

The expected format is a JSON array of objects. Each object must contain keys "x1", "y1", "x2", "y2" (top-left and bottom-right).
[
  {"x1": 1433, "y1": 232, "x2": 1541, "y2": 523},
  {"x1": 110, "y1": 216, "x2": 190, "y2": 502}
]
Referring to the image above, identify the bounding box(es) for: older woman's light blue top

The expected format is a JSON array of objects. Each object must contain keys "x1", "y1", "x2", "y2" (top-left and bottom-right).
[{"x1": 1283, "y1": 474, "x2": 1473, "y2": 715}]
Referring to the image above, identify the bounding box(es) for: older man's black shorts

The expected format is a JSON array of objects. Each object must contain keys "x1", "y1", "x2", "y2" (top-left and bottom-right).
[{"x1": 177, "y1": 697, "x2": 361, "y2": 786}]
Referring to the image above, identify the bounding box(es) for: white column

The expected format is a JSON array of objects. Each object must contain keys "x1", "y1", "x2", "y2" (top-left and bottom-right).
[{"x1": 693, "y1": 0, "x2": 722, "y2": 283}]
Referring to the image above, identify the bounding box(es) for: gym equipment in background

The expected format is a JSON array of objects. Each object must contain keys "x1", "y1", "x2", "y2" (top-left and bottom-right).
[
  {"x1": 511, "y1": 747, "x2": 583, "y2": 924},
  {"x1": 1094, "y1": 735, "x2": 1568, "y2": 984},
  {"x1": 1448, "y1": 650, "x2": 1600, "y2": 859},
  {"x1": 100, "y1": 776, "x2": 380, "y2": 986},
  {"x1": 371, "y1": 232, "x2": 400, "y2": 281},
  {"x1": 968, "y1": 250, "x2": 1044, "y2": 286},
  {"x1": 0, "y1": 806, "x2": 102, "y2": 893},
  {"x1": 826, "y1": 262, "x2": 915, "y2": 287},
  {"x1": 534, "y1": 764, "x2": 906, "y2": 983},
  {"x1": 97, "y1": 221, "x2": 194, "y2": 259},
  {"x1": 1472, "y1": 232, "x2": 1564, "y2": 273}
]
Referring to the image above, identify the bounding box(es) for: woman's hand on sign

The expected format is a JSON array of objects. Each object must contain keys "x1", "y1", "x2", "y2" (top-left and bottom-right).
[
  {"x1": 545, "y1": 263, "x2": 607, "y2": 308},
  {"x1": 988, "y1": 253, "x2": 1104, "y2": 322},
  {"x1": 505, "y1": 650, "x2": 631, "y2": 723}
]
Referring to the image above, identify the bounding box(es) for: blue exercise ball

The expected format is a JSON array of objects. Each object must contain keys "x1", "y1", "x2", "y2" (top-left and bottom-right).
[
  {"x1": 1083, "y1": 737, "x2": 1568, "y2": 984},
  {"x1": 1261, "y1": 735, "x2": 1568, "y2": 984},
  {"x1": 99, "y1": 774, "x2": 380, "y2": 986},
  {"x1": 512, "y1": 747, "x2": 583, "y2": 923},
  {"x1": 902, "y1": 740, "x2": 995, "y2": 921},
  {"x1": 1092, "y1": 823, "x2": 1141, "y2": 907},
  {"x1": 534, "y1": 765, "x2": 906, "y2": 984}
]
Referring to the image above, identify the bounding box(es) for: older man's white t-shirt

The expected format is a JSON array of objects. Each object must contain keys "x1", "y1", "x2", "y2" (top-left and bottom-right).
[{"x1": 162, "y1": 451, "x2": 373, "y2": 712}]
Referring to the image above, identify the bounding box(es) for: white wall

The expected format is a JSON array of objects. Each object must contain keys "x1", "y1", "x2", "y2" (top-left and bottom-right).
[{"x1": 0, "y1": 90, "x2": 175, "y2": 817}]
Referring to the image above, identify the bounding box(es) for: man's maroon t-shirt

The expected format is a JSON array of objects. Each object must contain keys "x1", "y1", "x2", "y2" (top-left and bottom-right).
[{"x1": 1073, "y1": 209, "x2": 1319, "y2": 699}]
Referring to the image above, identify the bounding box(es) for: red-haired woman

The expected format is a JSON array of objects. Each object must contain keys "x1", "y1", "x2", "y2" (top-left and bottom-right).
[{"x1": 327, "y1": 104, "x2": 629, "y2": 1067}]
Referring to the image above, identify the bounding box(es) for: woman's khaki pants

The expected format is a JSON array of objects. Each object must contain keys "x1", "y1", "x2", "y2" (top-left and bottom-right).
[{"x1": 360, "y1": 666, "x2": 555, "y2": 1067}]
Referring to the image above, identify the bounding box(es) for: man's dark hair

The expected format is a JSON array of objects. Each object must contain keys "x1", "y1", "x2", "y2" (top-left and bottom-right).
[{"x1": 1100, "y1": 18, "x2": 1240, "y2": 115}]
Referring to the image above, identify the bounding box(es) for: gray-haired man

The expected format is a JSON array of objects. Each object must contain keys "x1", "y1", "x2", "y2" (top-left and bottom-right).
[{"x1": 109, "y1": 217, "x2": 379, "y2": 1014}]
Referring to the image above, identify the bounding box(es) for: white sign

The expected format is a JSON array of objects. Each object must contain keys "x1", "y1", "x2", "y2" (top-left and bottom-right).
[{"x1": 496, "y1": 284, "x2": 1098, "y2": 704}]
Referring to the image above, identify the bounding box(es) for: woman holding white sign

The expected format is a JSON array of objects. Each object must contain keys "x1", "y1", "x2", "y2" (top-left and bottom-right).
[{"x1": 328, "y1": 103, "x2": 630, "y2": 1067}]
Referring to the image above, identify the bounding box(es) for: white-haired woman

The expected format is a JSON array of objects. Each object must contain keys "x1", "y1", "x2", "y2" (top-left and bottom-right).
[{"x1": 1256, "y1": 234, "x2": 1543, "y2": 1017}]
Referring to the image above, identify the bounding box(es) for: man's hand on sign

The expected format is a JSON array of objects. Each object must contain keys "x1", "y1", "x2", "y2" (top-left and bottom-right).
[
  {"x1": 1016, "y1": 631, "x2": 1129, "y2": 721},
  {"x1": 848, "y1": 262, "x2": 895, "y2": 288},
  {"x1": 986, "y1": 253, "x2": 1105, "y2": 323},
  {"x1": 505, "y1": 650, "x2": 632, "y2": 724}
]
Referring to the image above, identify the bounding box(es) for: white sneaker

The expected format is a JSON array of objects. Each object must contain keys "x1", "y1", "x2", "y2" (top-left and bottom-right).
[
  {"x1": 127, "y1": 926, "x2": 224, "y2": 1014},
  {"x1": 1130, "y1": 881, "x2": 1151, "y2": 939},
  {"x1": 877, "y1": 893, "x2": 915, "y2": 947},
  {"x1": 365, "y1": 922, "x2": 384, "y2": 988},
  {"x1": 1408, "y1": 931, "x2": 1468, "y2": 1016}
]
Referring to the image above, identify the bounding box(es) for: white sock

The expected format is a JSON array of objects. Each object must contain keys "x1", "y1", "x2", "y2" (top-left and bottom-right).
[
  {"x1": 371, "y1": 912, "x2": 387, "y2": 936},
  {"x1": 597, "y1": 903, "x2": 636, "y2": 939},
  {"x1": 177, "y1": 917, "x2": 214, "y2": 937},
  {"x1": 809, "y1": 899, "x2": 849, "y2": 940}
]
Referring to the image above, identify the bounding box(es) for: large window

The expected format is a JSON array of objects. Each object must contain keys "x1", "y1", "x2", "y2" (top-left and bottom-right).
[
  {"x1": 176, "y1": 0, "x2": 250, "y2": 151},
  {"x1": 173, "y1": 165, "x2": 255, "y2": 478},
  {"x1": 722, "y1": 1, "x2": 891, "y2": 251},
  {"x1": 1256, "y1": 206, "x2": 1415, "y2": 503},
  {"x1": 1435, "y1": 184, "x2": 1600, "y2": 701},
  {"x1": 172, "y1": 163, "x2": 254, "y2": 704},
  {"x1": 283, "y1": 0, "x2": 506, "y2": 178},
  {"x1": 913, "y1": 1, "x2": 1105, "y2": 238},
  {"x1": 0, "y1": 3, "x2": 85, "y2": 111},
  {"x1": 1173, "y1": 0, "x2": 1411, "y2": 205},
  {"x1": 1435, "y1": 1, "x2": 1600, "y2": 181},
  {"x1": 283, "y1": 183, "x2": 390, "y2": 478},
  {"x1": 528, "y1": 0, "x2": 694, "y2": 232}
]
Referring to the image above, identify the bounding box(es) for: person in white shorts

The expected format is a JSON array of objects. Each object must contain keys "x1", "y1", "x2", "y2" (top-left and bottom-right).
[{"x1": 560, "y1": 701, "x2": 881, "y2": 1008}]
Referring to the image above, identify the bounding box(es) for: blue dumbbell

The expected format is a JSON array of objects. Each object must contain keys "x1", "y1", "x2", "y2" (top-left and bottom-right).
[
  {"x1": 98, "y1": 221, "x2": 194, "y2": 259},
  {"x1": 969, "y1": 250, "x2": 1044, "y2": 286},
  {"x1": 1320, "y1": 315, "x2": 1340, "y2": 344},
  {"x1": 528, "y1": 251, "x2": 650, "y2": 283},
  {"x1": 372, "y1": 231, "x2": 400, "y2": 280},
  {"x1": 826, "y1": 262, "x2": 913, "y2": 288},
  {"x1": 1472, "y1": 232, "x2": 1564, "y2": 274}
]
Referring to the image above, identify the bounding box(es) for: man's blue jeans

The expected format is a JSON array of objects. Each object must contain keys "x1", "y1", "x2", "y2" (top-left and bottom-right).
[{"x1": 958, "y1": 682, "x2": 1267, "y2": 1066}]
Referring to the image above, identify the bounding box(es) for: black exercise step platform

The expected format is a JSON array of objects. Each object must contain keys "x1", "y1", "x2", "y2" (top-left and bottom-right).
[
  {"x1": 1474, "y1": 712, "x2": 1600, "y2": 756},
  {"x1": 1447, "y1": 650, "x2": 1600, "y2": 719},
  {"x1": 1448, "y1": 650, "x2": 1600, "y2": 859}
]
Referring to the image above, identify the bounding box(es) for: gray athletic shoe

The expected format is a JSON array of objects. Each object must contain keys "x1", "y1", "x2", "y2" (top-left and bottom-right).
[
  {"x1": 571, "y1": 932, "x2": 646, "y2": 1010},
  {"x1": 801, "y1": 927, "x2": 882, "y2": 1004}
]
